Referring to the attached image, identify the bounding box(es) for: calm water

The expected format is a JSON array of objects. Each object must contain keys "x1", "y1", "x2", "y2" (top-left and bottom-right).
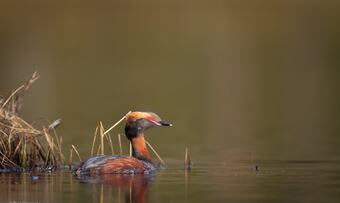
[
  {"x1": 1, "y1": 1, "x2": 340, "y2": 203},
  {"x1": 1, "y1": 160, "x2": 339, "y2": 203}
]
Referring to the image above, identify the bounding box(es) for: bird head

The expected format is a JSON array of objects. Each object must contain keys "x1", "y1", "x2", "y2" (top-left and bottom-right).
[{"x1": 125, "y1": 111, "x2": 172, "y2": 140}]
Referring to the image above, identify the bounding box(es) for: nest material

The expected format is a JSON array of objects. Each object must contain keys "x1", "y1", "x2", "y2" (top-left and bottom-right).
[{"x1": 0, "y1": 72, "x2": 63, "y2": 170}]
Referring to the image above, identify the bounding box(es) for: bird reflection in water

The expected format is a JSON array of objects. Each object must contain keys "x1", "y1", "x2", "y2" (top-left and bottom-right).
[{"x1": 77, "y1": 173, "x2": 154, "y2": 203}]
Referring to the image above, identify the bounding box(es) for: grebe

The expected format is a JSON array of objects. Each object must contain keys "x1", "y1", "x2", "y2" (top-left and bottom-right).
[{"x1": 75, "y1": 111, "x2": 171, "y2": 176}]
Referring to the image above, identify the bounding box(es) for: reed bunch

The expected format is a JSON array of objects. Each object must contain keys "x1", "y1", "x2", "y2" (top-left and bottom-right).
[{"x1": 0, "y1": 72, "x2": 63, "y2": 169}]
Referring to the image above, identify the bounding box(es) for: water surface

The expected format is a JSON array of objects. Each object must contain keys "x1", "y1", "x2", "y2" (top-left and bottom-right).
[
  {"x1": 0, "y1": 1, "x2": 340, "y2": 202},
  {"x1": 1, "y1": 160, "x2": 339, "y2": 203}
]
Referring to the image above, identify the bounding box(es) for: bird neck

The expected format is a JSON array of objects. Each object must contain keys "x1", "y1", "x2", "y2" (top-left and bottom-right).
[{"x1": 131, "y1": 134, "x2": 152, "y2": 163}]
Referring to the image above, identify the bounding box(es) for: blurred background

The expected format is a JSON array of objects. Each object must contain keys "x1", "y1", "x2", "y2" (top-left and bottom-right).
[{"x1": 0, "y1": 0, "x2": 339, "y2": 162}]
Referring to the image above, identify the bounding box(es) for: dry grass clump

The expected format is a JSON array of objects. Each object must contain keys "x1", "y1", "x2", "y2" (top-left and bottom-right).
[{"x1": 0, "y1": 72, "x2": 63, "y2": 170}]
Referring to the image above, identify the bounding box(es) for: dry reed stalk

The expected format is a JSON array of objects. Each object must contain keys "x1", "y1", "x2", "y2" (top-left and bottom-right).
[
  {"x1": 71, "y1": 145, "x2": 82, "y2": 161},
  {"x1": 104, "y1": 111, "x2": 132, "y2": 135},
  {"x1": 44, "y1": 148, "x2": 51, "y2": 166},
  {"x1": 59, "y1": 136, "x2": 64, "y2": 163},
  {"x1": 96, "y1": 145, "x2": 101, "y2": 156},
  {"x1": 0, "y1": 85, "x2": 25, "y2": 109},
  {"x1": 90, "y1": 126, "x2": 98, "y2": 156},
  {"x1": 145, "y1": 140, "x2": 166, "y2": 166},
  {"x1": 99, "y1": 122, "x2": 104, "y2": 155},
  {"x1": 0, "y1": 151, "x2": 19, "y2": 168},
  {"x1": 117, "y1": 133, "x2": 122, "y2": 155},
  {"x1": 184, "y1": 147, "x2": 191, "y2": 170},
  {"x1": 69, "y1": 148, "x2": 73, "y2": 164},
  {"x1": 106, "y1": 134, "x2": 115, "y2": 155},
  {"x1": 88, "y1": 111, "x2": 130, "y2": 157}
]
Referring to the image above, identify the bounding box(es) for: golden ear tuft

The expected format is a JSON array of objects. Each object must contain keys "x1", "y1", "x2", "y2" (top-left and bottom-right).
[{"x1": 126, "y1": 112, "x2": 150, "y2": 121}]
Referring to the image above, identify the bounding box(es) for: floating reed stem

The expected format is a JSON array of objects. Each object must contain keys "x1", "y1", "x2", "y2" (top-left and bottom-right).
[{"x1": 145, "y1": 140, "x2": 166, "y2": 166}]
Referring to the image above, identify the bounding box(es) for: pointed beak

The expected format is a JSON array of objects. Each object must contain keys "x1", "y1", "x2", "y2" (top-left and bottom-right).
[
  {"x1": 158, "y1": 120, "x2": 172, "y2": 127},
  {"x1": 147, "y1": 118, "x2": 172, "y2": 127}
]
